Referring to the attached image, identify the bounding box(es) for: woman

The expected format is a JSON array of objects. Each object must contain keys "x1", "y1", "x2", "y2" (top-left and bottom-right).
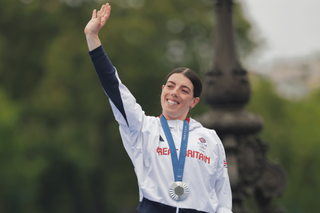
[{"x1": 84, "y1": 3, "x2": 232, "y2": 213}]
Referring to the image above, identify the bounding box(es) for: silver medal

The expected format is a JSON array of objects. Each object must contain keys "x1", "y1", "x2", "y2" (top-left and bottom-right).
[{"x1": 169, "y1": 181, "x2": 189, "y2": 201}]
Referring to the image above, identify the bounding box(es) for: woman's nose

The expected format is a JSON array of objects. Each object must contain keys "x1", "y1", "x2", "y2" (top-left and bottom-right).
[{"x1": 171, "y1": 89, "x2": 178, "y2": 97}]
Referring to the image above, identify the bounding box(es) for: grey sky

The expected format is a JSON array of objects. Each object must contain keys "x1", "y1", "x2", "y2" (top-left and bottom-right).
[{"x1": 241, "y1": 0, "x2": 320, "y2": 66}]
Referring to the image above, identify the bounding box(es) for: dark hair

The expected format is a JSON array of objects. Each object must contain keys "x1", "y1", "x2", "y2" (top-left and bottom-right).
[{"x1": 164, "y1": 67, "x2": 202, "y2": 98}]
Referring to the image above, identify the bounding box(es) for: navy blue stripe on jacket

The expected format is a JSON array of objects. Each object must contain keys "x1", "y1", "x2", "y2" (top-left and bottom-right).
[{"x1": 89, "y1": 45, "x2": 128, "y2": 125}]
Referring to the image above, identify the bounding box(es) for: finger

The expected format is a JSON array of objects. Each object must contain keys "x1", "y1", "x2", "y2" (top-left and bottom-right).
[
  {"x1": 102, "y1": 6, "x2": 111, "y2": 23},
  {"x1": 97, "y1": 10, "x2": 101, "y2": 21},
  {"x1": 105, "y1": 3, "x2": 110, "y2": 12},
  {"x1": 103, "y1": 6, "x2": 107, "y2": 16},
  {"x1": 101, "y1": 4, "x2": 108, "y2": 16},
  {"x1": 99, "y1": 4, "x2": 105, "y2": 15},
  {"x1": 99, "y1": 3, "x2": 111, "y2": 25},
  {"x1": 92, "y1": 9, "x2": 96, "y2": 19},
  {"x1": 99, "y1": 4, "x2": 108, "y2": 18},
  {"x1": 105, "y1": 4, "x2": 111, "y2": 19},
  {"x1": 97, "y1": 4, "x2": 105, "y2": 18}
]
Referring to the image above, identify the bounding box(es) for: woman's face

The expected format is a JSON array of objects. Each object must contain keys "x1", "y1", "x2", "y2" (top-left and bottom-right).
[{"x1": 161, "y1": 73, "x2": 200, "y2": 120}]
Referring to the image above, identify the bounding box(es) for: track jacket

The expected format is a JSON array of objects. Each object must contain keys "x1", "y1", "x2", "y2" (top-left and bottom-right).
[{"x1": 89, "y1": 45, "x2": 232, "y2": 213}]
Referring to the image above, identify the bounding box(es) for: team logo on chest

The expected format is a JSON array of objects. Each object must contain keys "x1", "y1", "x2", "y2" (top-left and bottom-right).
[{"x1": 198, "y1": 137, "x2": 207, "y2": 152}]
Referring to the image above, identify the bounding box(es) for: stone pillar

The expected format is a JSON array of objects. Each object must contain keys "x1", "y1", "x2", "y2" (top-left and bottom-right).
[{"x1": 196, "y1": 1, "x2": 287, "y2": 212}]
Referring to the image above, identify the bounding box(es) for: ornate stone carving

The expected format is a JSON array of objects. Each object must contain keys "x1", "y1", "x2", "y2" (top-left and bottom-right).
[{"x1": 196, "y1": 1, "x2": 287, "y2": 212}]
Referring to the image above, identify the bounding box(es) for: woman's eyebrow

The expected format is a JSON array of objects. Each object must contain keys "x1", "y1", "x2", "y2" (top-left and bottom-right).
[
  {"x1": 167, "y1": 80, "x2": 176, "y2": 85},
  {"x1": 181, "y1": 85, "x2": 191, "y2": 91},
  {"x1": 168, "y1": 81, "x2": 191, "y2": 91}
]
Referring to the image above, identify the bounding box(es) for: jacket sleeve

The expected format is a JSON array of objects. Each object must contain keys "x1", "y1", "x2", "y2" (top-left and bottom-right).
[
  {"x1": 89, "y1": 45, "x2": 146, "y2": 161},
  {"x1": 213, "y1": 132, "x2": 233, "y2": 213}
]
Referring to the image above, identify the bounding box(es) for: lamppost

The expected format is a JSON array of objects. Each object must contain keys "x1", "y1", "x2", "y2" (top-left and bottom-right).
[{"x1": 197, "y1": 1, "x2": 286, "y2": 212}]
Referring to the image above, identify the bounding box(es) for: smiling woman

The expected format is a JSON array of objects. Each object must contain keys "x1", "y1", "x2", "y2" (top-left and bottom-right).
[
  {"x1": 161, "y1": 68, "x2": 201, "y2": 121},
  {"x1": 84, "y1": 3, "x2": 233, "y2": 213}
]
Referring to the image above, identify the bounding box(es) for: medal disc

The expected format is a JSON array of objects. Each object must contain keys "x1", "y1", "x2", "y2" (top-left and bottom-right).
[{"x1": 169, "y1": 181, "x2": 189, "y2": 201}]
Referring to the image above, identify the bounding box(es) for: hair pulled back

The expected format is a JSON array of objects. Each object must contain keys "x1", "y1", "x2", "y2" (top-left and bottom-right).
[{"x1": 164, "y1": 67, "x2": 202, "y2": 98}]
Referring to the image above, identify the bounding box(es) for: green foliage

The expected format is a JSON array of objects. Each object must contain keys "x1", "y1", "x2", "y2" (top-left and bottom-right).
[
  {"x1": 247, "y1": 76, "x2": 320, "y2": 213},
  {"x1": 0, "y1": 0, "x2": 256, "y2": 212}
]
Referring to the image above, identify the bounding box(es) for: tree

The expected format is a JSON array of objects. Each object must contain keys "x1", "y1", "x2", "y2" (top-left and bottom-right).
[{"x1": 247, "y1": 76, "x2": 320, "y2": 213}]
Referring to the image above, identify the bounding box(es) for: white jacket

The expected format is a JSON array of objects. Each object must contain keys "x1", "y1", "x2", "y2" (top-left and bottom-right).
[{"x1": 90, "y1": 46, "x2": 232, "y2": 213}]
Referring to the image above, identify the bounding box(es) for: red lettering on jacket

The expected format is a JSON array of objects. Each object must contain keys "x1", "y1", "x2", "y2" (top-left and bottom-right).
[
  {"x1": 163, "y1": 148, "x2": 168, "y2": 155},
  {"x1": 187, "y1": 150, "x2": 193, "y2": 157},
  {"x1": 194, "y1": 151, "x2": 199, "y2": 158},
  {"x1": 199, "y1": 153, "x2": 204, "y2": 161},
  {"x1": 157, "y1": 147, "x2": 162, "y2": 155},
  {"x1": 205, "y1": 156, "x2": 210, "y2": 164},
  {"x1": 156, "y1": 147, "x2": 211, "y2": 164}
]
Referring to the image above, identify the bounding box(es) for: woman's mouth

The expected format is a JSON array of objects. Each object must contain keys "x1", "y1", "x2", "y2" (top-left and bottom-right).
[{"x1": 168, "y1": 99, "x2": 178, "y2": 105}]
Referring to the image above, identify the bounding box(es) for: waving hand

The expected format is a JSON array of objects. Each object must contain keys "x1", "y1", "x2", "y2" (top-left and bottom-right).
[{"x1": 84, "y1": 3, "x2": 111, "y2": 51}]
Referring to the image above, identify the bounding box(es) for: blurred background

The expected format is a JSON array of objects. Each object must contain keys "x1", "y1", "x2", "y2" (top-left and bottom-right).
[{"x1": 0, "y1": 0, "x2": 319, "y2": 213}]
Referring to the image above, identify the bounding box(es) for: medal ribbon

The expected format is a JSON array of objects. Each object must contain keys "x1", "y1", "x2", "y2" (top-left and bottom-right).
[{"x1": 160, "y1": 115, "x2": 189, "y2": 182}]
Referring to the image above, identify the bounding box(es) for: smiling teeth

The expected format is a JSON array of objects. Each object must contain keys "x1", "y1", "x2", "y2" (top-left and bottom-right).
[{"x1": 168, "y1": 100, "x2": 177, "y2": 105}]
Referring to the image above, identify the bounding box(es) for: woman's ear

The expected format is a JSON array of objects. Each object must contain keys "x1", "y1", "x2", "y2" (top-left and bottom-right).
[{"x1": 190, "y1": 97, "x2": 200, "y2": 109}]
